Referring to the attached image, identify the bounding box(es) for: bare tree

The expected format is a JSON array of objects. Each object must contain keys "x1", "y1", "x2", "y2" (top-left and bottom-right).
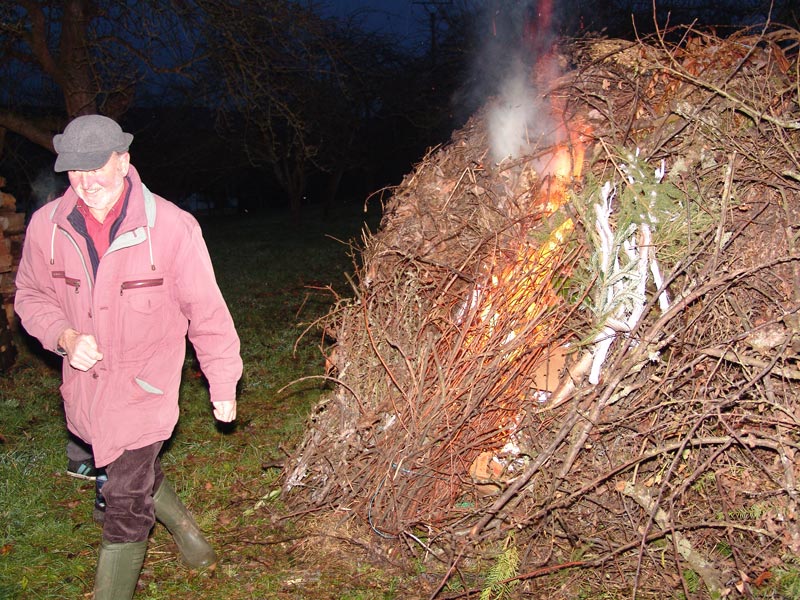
[
  {"x1": 194, "y1": 0, "x2": 409, "y2": 218},
  {"x1": 0, "y1": 0, "x2": 203, "y2": 154}
]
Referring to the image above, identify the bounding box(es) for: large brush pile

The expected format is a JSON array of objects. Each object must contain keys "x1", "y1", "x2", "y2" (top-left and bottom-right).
[{"x1": 282, "y1": 26, "x2": 800, "y2": 598}]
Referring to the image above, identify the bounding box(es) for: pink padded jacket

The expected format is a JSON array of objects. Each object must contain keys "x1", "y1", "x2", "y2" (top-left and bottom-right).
[{"x1": 15, "y1": 165, "x2": 242, "y2": 467}]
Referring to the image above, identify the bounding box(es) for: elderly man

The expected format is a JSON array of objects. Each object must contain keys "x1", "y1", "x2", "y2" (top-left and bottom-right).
[{"x1": 15, "y1": 115, "x2": 242, "y2": 599}]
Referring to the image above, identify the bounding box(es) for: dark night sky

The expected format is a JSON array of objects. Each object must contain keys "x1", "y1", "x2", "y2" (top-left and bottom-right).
[
  {"x1": 323, "y1": 0, "x2": 427, "y2": 31},
  {"x1": 324, "y1": 1, "x2": 792, "y2": 36},
  {"x1": 321, "y1": 0, "x2": 433, "y2": 49}
]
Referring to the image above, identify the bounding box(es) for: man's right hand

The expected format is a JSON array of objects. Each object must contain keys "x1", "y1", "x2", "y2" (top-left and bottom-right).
[{"x1": 59, "y1": 329, "x2": 104, "y2": 371}]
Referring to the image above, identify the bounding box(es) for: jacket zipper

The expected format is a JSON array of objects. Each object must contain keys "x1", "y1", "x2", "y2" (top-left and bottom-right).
[
  {"x1": 120, "y1": 278, "x2": 164, "y2": 296},
  {"x1": 51, "y1": 270, "x2": 81, "y2": 293},
  {"x1": 58, "y1": 229, "x2": 95, "y2": 297}
]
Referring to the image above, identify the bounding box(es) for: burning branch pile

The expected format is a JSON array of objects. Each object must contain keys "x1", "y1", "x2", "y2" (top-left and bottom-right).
[{"x1": 282, "y1": 26, "x2": 800, "y2": 598}]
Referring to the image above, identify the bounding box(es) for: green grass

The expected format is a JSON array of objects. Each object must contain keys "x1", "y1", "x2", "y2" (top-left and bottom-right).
[{"x1": 0, "y1": 202, "x2": 414, "y2": 599}]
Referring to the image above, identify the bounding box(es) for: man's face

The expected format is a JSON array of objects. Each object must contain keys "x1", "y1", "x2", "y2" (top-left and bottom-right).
[{"x1": 68, "y1": 152, "x2": 130, "y2": 215}]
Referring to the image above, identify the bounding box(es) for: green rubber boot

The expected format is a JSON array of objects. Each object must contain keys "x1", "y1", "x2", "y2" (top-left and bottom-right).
[
  {"x1": 93, "y1": 539, "x2": 147, "y2": 600},
  {"x1": 153, "y1": 479, "x2": 217, "y2": 569}
]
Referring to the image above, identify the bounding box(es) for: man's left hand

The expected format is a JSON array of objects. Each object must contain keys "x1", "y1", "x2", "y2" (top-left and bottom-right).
[{"x1": 212, "y1": 400, "x2": 236, "y2": 422}]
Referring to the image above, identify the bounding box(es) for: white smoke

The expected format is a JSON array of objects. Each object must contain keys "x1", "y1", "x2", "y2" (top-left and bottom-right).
[
  {"x1": 467, "y1": 1, "x2": 565, "y2": 164},
  {"x1": 487, "y1": 59, "x2": 548, "y2": 162},
  {"x1": 30, "y1": 169, "x2": 67, "y2": 212}
]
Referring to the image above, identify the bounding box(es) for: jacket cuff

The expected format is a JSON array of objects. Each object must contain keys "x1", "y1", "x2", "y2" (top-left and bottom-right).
[
  {"x1": 46, "y1": 320, "x2": 73, "y2": 355},
  {"x1": 209, "y1": 381, "x2": 238, "y2": 404}
]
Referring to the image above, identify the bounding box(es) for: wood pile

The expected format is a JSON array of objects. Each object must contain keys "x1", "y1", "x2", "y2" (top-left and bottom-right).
[
  {"x1": 281, "y1": 25, "x2": 800, "y2": 599},
  {"x1": 0, "y1": 175, "x2": 22, "y2": 368}
]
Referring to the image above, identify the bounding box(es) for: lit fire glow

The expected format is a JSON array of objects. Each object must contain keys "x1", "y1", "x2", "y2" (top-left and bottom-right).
[
  {"x1": 484, "y1": 115, "x2": 589, "y2": 337},
  {"x1": 459, "y1": 0, "x2": 597, "y2": 493},
  {"x1": 463, "y1": 113, "x2": 591, "y2": 488},
  {"x1": 464, "y1": 114, "x2": 590, "y2": 354}
]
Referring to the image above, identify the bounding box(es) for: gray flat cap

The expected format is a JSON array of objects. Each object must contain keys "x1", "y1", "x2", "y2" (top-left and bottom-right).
[{"x1": 53, "y1": 115, "x2": 133, "y2": 172}]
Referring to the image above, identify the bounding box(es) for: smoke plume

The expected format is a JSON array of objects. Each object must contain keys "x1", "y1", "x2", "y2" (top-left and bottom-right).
[{"x1": 462, "y1": 0, "x2": 565, "y2": 162}]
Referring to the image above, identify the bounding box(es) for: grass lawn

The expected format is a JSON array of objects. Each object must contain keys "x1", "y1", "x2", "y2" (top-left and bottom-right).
[{"x1": 0, "y1": 202, "x2": 413, "y2": 599}]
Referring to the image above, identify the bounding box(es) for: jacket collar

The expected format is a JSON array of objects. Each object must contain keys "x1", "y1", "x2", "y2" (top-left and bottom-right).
[
  {"x1": 46, "y1": 164, "x2": 159, "y2": 271},
  {"x1": 49, "y1": 164, "x2": 155, "y2": 231}
]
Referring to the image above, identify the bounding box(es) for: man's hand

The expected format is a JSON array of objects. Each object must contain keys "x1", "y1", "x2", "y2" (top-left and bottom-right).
[
  {"x1": 213, "y1": 400, "x2": 236, "y2": 422},
  {"x1": 59, "y1": 329, "x2": 103, "y2": 371}
]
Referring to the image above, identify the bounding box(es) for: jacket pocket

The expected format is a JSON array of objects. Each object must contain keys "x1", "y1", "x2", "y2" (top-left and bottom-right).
[
  {"x1": 129, "y1": 348, "x2": 184, "y2": 403},
  {"x1": 120, "y1": 278, "x2": 164, "y2": 299},
  {"x1": 134, "y1": 377, "x2": 164, "y2": 395},
  {"x1": 118, "y1": 276, "x2": 166, "y2": 358}
]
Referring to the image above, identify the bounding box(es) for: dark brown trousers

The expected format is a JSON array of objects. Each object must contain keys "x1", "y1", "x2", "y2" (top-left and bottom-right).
[{"x1": 102, "y1": 441, "x2": 165, "y2": 543}]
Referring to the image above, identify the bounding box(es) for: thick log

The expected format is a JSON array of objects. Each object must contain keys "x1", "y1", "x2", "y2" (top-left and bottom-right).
[{"x1": 0, "y1": 211, "x2": 26, "y2": 235}]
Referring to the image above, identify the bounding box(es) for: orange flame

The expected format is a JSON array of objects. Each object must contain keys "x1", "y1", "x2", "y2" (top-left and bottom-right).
[
  {"x1": 469, "y1": 116, "x2": 590, "y2": 348},
  {"x1": 457, "y1": 116, "x2": 592, "y2": 489},
  {"x1": 466, "y1": 116, "x2": 589, "y2": 426}
]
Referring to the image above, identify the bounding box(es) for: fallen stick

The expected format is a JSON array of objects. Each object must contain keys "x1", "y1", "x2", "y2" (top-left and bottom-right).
[
  {"x1": 701, "y1": 347, "x2": 800, "y2": 380},
  {"x1": 616, "y1": 480, "x2": 727, "y2": 598}
]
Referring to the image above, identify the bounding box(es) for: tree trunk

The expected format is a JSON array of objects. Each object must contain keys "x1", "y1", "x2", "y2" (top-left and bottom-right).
[
  {"x1": 59, "y1": 0, "x2": 98, "y2": 117},
  {"x1": 273, "y1": 155, "x2": 307, "y2": 223},
  {"x1": 322, "y1": 167, "x2": 345, "y2": 219}
]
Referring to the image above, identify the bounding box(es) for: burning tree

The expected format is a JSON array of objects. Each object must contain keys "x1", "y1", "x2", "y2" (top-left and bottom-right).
[{"x1": 279, "y1": 25, "x2": 800, "y2": 599}]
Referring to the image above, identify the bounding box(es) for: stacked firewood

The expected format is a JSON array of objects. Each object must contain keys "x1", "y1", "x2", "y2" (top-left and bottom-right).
[{"x1": 0, "y1": 175, "x2": 23, "y2": 370}]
